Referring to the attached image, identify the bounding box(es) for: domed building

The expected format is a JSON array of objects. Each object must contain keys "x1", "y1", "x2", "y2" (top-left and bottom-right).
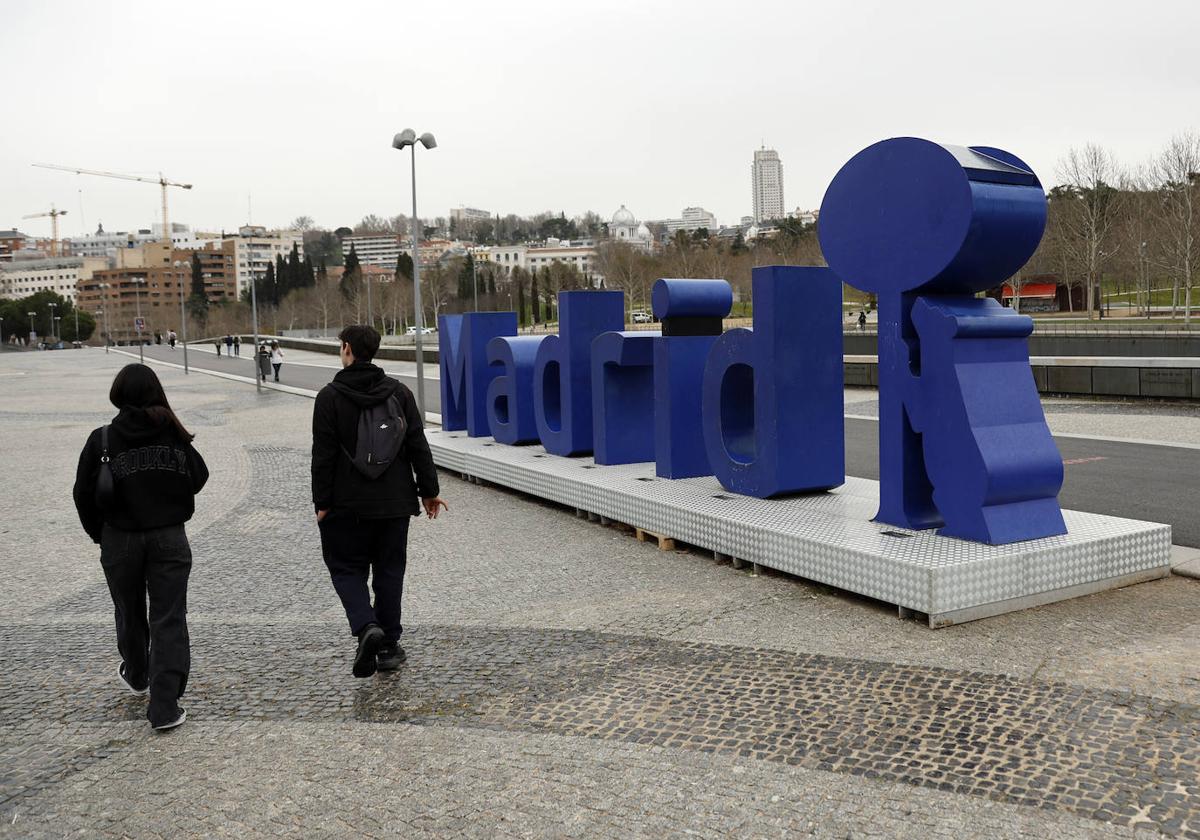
[{"x1": 610, "y1": 205, "x2": 653, "y2": 251}]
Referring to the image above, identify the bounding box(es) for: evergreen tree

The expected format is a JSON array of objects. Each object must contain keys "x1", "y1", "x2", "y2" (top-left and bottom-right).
[
  {"x1": 274, "y1": 253, "x2": 287, "y2": 304},
  {"x1": 531, "y1": 271, "x2": 540, "y2": 324},
  {"x1": 344, "y1": 243, "x2": 360, "y2": 277},
  {"x1": 287, "y1": 244, "x2": 303, "y2": 292},
  {"x1": 302, "y1": 255, "x2": 315, "y2": 288},
  {"x1": 339, "y1": 244, "x2": 362, "y2": 300},
  {"x1": 188, "y1": 252, "x2": 209, "y2": 325},
  {"x1": 487, "y1": 269, "x2": 496, "y2": 296},
  {"x1": 516, "y1": 274, "x2": 525, "y2": 326},
  {"x1": 395, "y1": 252, "x2": 414, "y2": 281},
  {"x1": 318, "y1": 256, "x2": 328, "y2": 281},
  {"x1": 261, "y1": 261, "x2": 277, "y2": 306}
]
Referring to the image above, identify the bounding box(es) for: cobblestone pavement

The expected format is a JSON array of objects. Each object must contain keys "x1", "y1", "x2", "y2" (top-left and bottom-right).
[{"x1": 1, "y1": 350, "x2": 1198, "y2": 838}]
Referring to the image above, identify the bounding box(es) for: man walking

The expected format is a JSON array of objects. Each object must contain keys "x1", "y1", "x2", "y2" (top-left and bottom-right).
[
  {"x1": 224, "y1": 334, "x2": 233, "y2": 357},
  {"x1": 312, "y1": 325, "x2": 447, "y2": 677}
]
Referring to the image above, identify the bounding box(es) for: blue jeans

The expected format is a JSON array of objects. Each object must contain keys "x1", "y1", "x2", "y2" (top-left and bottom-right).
[
  {"x1": 318, "y1": 514, "x2": 410, "y2": 642},
  {"x1": 100, "y1": 524, "x2": 192, "y2": 726}
]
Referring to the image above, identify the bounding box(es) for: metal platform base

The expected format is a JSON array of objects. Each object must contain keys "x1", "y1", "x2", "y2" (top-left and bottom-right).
[{"x1": 428, "y1": 431, "x2": 1173, "y2": 627}]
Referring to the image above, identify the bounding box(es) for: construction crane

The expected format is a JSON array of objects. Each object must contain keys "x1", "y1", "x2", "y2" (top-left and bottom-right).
[
  {"x1": 21, "y1": 204, "x2": 68, "y2": 257},
  {"x1": 32, "y1": 163, "x2": 193, "y2": 246}
]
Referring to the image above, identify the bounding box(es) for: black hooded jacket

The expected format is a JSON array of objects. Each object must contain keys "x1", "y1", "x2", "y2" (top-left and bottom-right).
[
  {"x1": 73, "y1": 408, "x2": 209, "y2": 543},
  {"x1": 311, "y1": 361, "x2": 438, "y2": 518}
]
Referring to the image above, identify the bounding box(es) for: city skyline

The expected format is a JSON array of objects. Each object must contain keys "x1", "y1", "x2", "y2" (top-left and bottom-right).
[{"x1": 2, "y1": 1, "x2": 1199, "y2": 235}]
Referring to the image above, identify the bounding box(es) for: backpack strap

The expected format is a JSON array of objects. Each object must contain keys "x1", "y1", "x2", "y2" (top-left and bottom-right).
[{"x1": 100, "y1": 425, "x2": 110, "y2": 463}]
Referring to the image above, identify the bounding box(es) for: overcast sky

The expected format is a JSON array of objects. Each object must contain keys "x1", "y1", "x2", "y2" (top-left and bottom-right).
[{"x1": 3, "y1": 0, "x2": 1198, "y2": 238}]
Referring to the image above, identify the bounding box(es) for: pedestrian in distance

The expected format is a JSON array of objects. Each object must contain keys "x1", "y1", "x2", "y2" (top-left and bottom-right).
[
  {"x1": 154, "y1": 332, "x2": 162, "y2": 345},
  {"x1": 213, "y1": 338, "x2": 222, "y2": 357},
  {"x1": 232, "y1": 335, "x2": 241, "y2": 357},
  {"x1": 72, "y1": 363, "x2": 208, "y2": 732},
  {"x1": 270, "y1": 341, "x2": 284, "y2": 383},
  {"x1": 168, "y1": 330, "x2": 177, "y2": 350},
  {"x1": 224, "y1": 334, "x2": 233, "y2": 356},
  {"x1": 858, "y1": 310, "x2": 867, "y2": 332},
  {"x1": 312, "y1": 324, "x2": 447, "y2": 678},
  {"x1": 257, "y1": 342, "x2": 272, "y2": 382}
]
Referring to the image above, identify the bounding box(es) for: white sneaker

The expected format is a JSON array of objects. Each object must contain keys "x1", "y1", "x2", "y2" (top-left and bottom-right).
[
  {"x1": 152, "y1": 708, "x2": 187, "y2": 731},
  {"x1": 118, "y1": 663, "x2": 148, "y2": 696}
]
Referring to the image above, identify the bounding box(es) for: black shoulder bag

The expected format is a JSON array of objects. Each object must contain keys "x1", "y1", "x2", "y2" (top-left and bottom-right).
[{"x1": 94, "y1": 425, "x2": 116, "y2": 512}]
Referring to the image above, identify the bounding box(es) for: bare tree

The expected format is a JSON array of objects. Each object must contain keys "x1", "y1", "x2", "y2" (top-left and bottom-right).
[
  {"x1": 1055, "y1": 144, "x2": 1124, "y2": 319},
  {"x1": 1150, "y1": 131, "x2": 1200, "y2": 323}
]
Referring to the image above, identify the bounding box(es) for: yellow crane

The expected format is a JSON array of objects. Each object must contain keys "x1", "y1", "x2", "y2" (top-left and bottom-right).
[
  {"x1": 32, "y1": 163, "x2": 193, "y2": 246},
  {"x1": 21, "y1": 204, "x2": 68, "y2": 257}
]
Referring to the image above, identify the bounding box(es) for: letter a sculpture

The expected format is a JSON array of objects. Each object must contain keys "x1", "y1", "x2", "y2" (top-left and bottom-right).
[{"x1": 819, "y1": 138, "x2": 1067, "y2": 544}]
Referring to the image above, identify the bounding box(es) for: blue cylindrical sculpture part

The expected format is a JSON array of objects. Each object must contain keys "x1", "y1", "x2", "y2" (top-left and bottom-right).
[
  {"x1": 819, "y1": 138, "x2": 1046, "y2": 296},
  {"x1": 819, "y1": 137, "x2": 1065, "y2": 544},
  {"x1": 651, "y1": 279, "x2": 734, "y2": 320}
]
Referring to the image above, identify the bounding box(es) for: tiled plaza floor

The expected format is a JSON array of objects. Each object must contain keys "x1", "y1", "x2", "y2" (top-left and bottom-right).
[{"x1": 1, "y1": 349, "x2": 1197, "y2": 838}]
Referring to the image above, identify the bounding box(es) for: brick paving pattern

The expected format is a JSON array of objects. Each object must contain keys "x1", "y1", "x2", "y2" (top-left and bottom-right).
[{"x1": 1, "y1": 350, "x2": 1197, "y2": 838}]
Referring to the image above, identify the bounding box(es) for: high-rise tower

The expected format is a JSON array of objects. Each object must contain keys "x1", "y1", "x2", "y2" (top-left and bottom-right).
[{"x1": 751, "y1": 147, "x2": 785, "y2": 224}]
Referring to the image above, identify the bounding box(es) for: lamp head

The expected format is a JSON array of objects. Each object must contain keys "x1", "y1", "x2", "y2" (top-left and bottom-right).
[
  {"x1": 418, "y1": 133, "x2": 437, "y2": 150},
  {"x1": 393, "y1": 129, "x2": 417, "y2": 149}
]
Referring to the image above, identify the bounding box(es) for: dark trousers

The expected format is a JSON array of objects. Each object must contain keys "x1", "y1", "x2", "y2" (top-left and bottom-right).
[
  {"x1": 100, "y1": 524, "x2": 192, "y2": 725},
  {"x1": 319, "y1": 515, "x2": 410, "y2": 641},
  {"x1": 272, "y1": 363, "x2": 281, "y2": 381}
]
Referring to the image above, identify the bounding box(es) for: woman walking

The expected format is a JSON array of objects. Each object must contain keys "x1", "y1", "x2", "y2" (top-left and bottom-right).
[
  {"x1": 72, "y1": 364, "x2": 208, "y2": 731},
  {"x1": 270, "y1": 341, "x2": 284, "y2": 383}
]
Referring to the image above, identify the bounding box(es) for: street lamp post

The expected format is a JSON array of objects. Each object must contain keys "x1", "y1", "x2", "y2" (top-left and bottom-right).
[
  {"x1": 96, "y1": 309, "x2": 107, "y2": 353},
  {"x1": 132, "y1": 277, "x2": 146, "y2": 363},
  {"x1": 27, "y1": 312, "x2": 36, "y2": 346},
  {"x1": 0, "y1": 316, "x2": 5, "y2": 346},
  {"x1": 249, "y1": 269, "x2": 261, "y2": 393},
  {"x1": 392, "y1": 128, "x2": 437, "y2": 418},
  {"x1": 173, "y1": 260, "x2": 190, "y2": 374},
  {"x1": 472, "y1": 258, "x2": 479, "y2": 312},
  {"x1": 73, "y1": 304, "x2": 79, "y2": 345},
  {"x1": 47, "y1": 302, "x2": 57, "y2": 340},
  {"x1": 365, "y1": 272, "x2": 373, "y2": 330}
]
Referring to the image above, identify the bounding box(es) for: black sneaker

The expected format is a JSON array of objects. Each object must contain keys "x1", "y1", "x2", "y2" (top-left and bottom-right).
[
  {"x1": 118, "y1": 663, "x2": 148, "y2": 696},
  {"x1": 377, "y1": 641, "x2": 407, "y2": 671},
  {"x1": 152, "y1": 708, "x2": 186, "y2": 731},
  {"x1": 353, "y1": 624, "x2": 385, "y2": 678}
]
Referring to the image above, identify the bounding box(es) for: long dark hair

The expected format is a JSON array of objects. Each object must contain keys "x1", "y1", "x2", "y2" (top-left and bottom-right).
[{"x1": 109, "y1": 364, "x2": 194, "y2": 442}]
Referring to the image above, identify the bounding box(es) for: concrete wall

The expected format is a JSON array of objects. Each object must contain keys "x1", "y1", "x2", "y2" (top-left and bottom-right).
[
  {"x1": 843, "y1": 332, "x2": 1200, "y2": 358},
  {"x1": 257, "y1": 335, "x2": 1199, "y2": 400}
]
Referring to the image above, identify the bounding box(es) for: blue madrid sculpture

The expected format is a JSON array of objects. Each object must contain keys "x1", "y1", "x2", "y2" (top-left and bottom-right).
[
  {"x1": 591, "y1": 330, "x2": 658, "y2": 465},
  {"x1": 819, "y1": 137, "x2": 1067, "y2": 544},
  {"x1": 484, "y1": 335, "x2": 546, "y2": 445},
  {"x1": 439, "y1": 312, "x2": 517, "y2": 437},
  {"x1": 533, "y1": 290, "x2": 625, "y2": 456},
  {"x1": 652, "y1": 279, "x2": 731, "y2": 479},
  {"x1": 700, "y1": 265, "x2": 844, "y2": 498}
]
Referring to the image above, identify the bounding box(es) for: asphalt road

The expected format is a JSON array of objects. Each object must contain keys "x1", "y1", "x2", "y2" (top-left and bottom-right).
[{"x1": 134, "y1": 345, "x2": 1198, "y2": 547}]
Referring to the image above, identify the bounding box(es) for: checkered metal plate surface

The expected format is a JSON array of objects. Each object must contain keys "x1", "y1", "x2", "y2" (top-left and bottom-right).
[{"x1": 429, "y1": 431, "x2": 1173, "y2": 618}]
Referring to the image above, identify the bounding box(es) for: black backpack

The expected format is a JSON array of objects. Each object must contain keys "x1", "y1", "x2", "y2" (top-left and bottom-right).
[{"x1": 343, "y1": 394, "x2": 407, "y2": 479}]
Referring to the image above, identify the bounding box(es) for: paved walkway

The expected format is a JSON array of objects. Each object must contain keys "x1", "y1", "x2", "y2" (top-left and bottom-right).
[{"x1": 1, "y1": 350, "x2": 1198, "y2": 838}]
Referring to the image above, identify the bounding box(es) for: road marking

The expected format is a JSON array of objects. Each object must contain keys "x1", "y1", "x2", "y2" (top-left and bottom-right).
[{"x1": 1063, "y1": 456, "x2": 1108, "y2": 465}]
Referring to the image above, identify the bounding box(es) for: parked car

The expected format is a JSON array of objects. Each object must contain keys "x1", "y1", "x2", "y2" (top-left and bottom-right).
[
  {"x1": 406, "y1": 326, "x2": 435, "y2": 335},
  {"x1": 630, "y1": 310, "x2": 652, "y2": 324}
]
